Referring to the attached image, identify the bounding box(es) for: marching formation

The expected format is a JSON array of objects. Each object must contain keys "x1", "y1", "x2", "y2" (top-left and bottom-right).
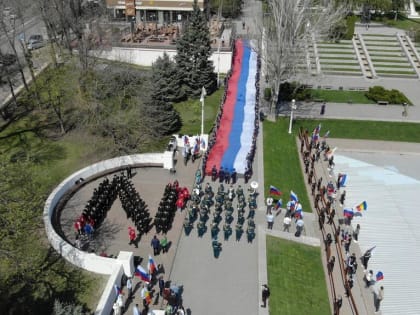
[
  {"x1": 73, "y1": 174, "x2": 152, "y2": 249},
  {"x1": 154, "y1": 181, "x2": 189, "y2": 234},
  {"x1": 183, "y1": 179, "x2": 258, "y2": 257}
]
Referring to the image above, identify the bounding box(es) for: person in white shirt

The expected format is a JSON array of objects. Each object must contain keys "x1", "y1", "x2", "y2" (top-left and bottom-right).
[
  {"x1": 266, "y1": 197, "x2": 273, "y2": 214},
  {"x1": 266, "y1": 210, "x2": 274, "y2": 229},
  {"x1": 283, "y1": 216, "x2": 292, "y2": 232}
]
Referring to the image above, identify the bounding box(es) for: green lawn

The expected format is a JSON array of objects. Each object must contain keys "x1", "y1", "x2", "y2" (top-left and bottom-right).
[
  {"x1": 267, "y1": 236, "x2": 330, "y2": 315},
  {"x1": 263, "y1": 119, "x2": 311, "y2": 212},
  {"x1": 173, "y1": 88, "x2": 224, "y2": 135},
  {"x1": 310, "y1": 89, "x2": 374, "y2": 104},
  {"x1": 294, "y1": 119, "x2": 420, "y2": 142}
]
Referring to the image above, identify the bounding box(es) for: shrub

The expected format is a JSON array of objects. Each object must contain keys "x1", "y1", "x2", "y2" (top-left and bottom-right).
[
  {"x1": 365, "y1": 86, "x2": 411, "y2": 104},
  {"x1": 279, "y1": 82, "x2": 310, "y2": 102}
]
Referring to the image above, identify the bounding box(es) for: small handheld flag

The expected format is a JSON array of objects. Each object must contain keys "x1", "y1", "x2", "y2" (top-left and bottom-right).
[
  {"x1": 355, "y1": 201, "x2": 368, "y2": 211},
  {"x1": 376, "y1": 271, "x2": 384, "y2": 281},
  {"x1": 343, "y1": 208, "x2": 354, "y2": 218},
  {"x1": 339, "y1": 174, "x2": 347, "y2": 187},
  {"x1": 323, "y1": 130, "x2": 330, "y2": 139},
  {"x1": 134, "y1": 265, "x2": 151, "y2": 283},
  {"x1": 269, "y1": 185, "x2": 282, "y2": 196},
  {"x1": 275, "y1": 199, "x2": 283, "y2": 209},
  {"x1": 148, "y1": 255, "x2": 158, "y2": 274},
  {"x1": 290, "y1": 191, "x2": 298, "y2": 202}
]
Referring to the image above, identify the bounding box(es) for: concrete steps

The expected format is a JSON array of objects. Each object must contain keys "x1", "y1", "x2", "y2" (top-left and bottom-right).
[{"x1": 316, "y1": 41, "x2": 362, "y2": 76}]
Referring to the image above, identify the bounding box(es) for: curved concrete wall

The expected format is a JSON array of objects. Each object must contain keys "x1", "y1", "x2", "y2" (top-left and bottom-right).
[{"x1": 43, "y1": 152, "x2": 173, "y2": 275}]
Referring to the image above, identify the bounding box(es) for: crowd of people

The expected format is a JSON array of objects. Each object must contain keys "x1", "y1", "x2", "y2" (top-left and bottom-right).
[
  {"x1": 182, "y1": 181, "x2": 258, "y2": 257},
  {"x1": 299, "y1": 127, "x2": 385, "y2": 314}
]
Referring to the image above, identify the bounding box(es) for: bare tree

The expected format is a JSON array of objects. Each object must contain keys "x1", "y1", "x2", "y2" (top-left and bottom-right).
[{"x1": 260, "y1": 0, "x2": 347, "y2": 111}]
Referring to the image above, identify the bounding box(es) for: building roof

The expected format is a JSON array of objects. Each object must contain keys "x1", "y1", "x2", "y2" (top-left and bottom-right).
[{"x1": 335, "y1": 151, "x2": 420, "y2": 315}]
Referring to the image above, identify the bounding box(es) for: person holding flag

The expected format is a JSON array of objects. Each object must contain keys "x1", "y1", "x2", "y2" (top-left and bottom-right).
[
  {"x1": 148, "y1": 255, "x2": 158, "y2": 280},
  {"x1": 269, "y1": 185, "x2": 282, "y2": 196},
  {"x1": 140, "y1": 283, "x2": 152, "y2": 307},
  {"x1": 134, "y1": 265, "x2": 151, "y2": 283},
  {"x1": 266, "y1": 195, "x2": 273, "y2": 214}
]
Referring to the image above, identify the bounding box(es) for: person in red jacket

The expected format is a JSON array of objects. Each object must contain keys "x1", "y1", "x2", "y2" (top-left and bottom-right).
[{"x1": 128, "y1": 227, "x2": 138, "y2": 248}]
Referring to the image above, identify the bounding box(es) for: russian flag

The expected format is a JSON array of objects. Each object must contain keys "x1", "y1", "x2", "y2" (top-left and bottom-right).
[
  {"x1": 290, "y1": 191, "x2": 298, "y2": 202},
  {"x1": 269, "y1": 185, "x2": 282, "y2": 196},
  {"x1": 148, "y1": 255, "x2": 158, "y2": 275},
  {"x1": 355, "y1": 201, "x2": 368, "y2": 211},
  {"x1": 343, "y1": 208, "x2": 354, "y2": 218},
  {"x1": 376, "y1": 271, "x2": 384, "y2": 281},
  {"x1": 339, "y1": 174, "x2": 347, "y2": 187},
  {"x1": 134, "y1": 265, "x2": 151, "y2": 283},
  {"x1": 275, "y1": 199, "x2": 283, "y2": 209}
]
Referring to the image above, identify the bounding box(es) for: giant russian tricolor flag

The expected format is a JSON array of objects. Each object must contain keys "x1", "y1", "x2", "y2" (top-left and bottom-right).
[{"x1": 205, "y1": 40, "x2": 259, "y2": 175}]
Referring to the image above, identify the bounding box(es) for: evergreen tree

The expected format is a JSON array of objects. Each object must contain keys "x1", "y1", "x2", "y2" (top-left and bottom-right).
[
  {"x1": 153, "y1": 52, "x2": 186, "y2": 103},
  {"x1": 175, "y1": 0, "x2": 217, "y2": 98},
  {"x1": 144, "y1": 56, "x2": 182, "y2": 137}
]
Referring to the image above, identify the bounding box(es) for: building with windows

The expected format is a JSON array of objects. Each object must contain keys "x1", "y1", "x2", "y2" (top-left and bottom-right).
[{"x1": 106, "y1": 0, "x2": 204, "y2": 24}]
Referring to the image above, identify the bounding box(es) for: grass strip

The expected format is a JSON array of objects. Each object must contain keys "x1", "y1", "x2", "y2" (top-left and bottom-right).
[
  {"x1": 310, "y1": 90, "x2": 373, "y2": 103},
  {"x1": 263, "y1": 119, "x2": 311, "y2": 211},
  {"x1": 173, "y1": 88, "x2": 224, "y2": 135},
  {"x1": 267, "y1": 236, "x2": 330, "y2": 315}
]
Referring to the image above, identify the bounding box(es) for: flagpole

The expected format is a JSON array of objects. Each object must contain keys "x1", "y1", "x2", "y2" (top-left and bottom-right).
[{"x1": 200, "y1": 87, "x2": 206, "y2": 137}]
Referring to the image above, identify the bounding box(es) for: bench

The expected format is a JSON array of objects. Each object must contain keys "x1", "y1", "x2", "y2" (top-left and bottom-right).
[{"x1": 377, "y1": 100, "x2": 389, "y2": 105}]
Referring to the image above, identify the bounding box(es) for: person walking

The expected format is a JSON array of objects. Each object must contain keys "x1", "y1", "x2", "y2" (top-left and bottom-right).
[
  {"x1": 160, "y1": 234, "x2": 169, "y2": 253},
  {"x1": 353, "y1": 224, "x2": 360, "y2": 243},
  {"x1": 261, "y1": 284, "x2": 270, "y2": 308},
  {"x1": 126, "y1": 277, "x2": 133, "y2": 300},
  {"x1": 128, "y1": 227, "x2": 138, "y2": 248},
  {"x1": 158, "y1": 276, "x2": 165, "y2": 297},
  {"x1": 283, "y1": 215, "x2": 291, "y2": 232},
  {"x1": 339, "y1": 190, "x2": 346, "y2": 206},
  {"x1": 361, "y1": 249, "x2": 372, "y2": 271},
  {"x1": 266, "y1": 210, "x2": 274, "y2": 230},
  {"x1": 151, "y1": 235, "x2": 160, "y2": 256},
  {"x1": 334, "y1": 295, "x2": 342, "y2": 315},
  {"x1": 132, "y1": 304, "x2": 141, "y2": 315},
  {"x1": 266, "y1": 196, "x2": 273, "y2": 214},
  {"x1": 374, "y1": 286, "x2": 384, "y2": 313}
]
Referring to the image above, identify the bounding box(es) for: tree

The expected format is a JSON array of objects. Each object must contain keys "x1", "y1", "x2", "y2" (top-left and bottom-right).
[
  {"x1": 261, "y1": 0, "x2": 346, "y2": 110},
  {"x1": 152, "y1": 53, "x2": 186, "y2": 103},
  {"x1": 175, "y1": 0, "x2": 217, "y2": 98},
  {"x1": 53, "y1": 299, "x2": 86, "y2": 315},
  {"x1": 143, "y1": 57, "x2": 182, "y2": 137}
]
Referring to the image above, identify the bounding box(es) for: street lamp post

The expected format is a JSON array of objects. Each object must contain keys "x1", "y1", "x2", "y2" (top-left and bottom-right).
[{"x1": 288, "y1": 99, "x2": 296, "y2": 134}]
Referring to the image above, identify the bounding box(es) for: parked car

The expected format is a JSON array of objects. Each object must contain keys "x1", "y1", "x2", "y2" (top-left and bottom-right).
[{"x1": 27, "y1": 34, "x2": 45, "y2": 50}]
